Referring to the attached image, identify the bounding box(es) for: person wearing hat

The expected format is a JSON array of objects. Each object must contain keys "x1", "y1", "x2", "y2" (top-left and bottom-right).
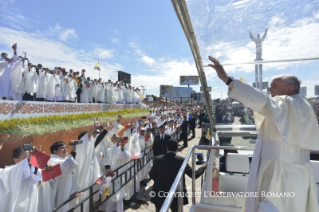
[{"x1": 150, "y1": 139, "x2": 206, "y2": 212}]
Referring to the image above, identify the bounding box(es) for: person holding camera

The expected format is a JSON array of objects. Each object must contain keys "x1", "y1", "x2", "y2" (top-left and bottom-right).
[
  {"x1": 46, "y1": 140, "x2": 80, "y2": 212},
  {"x1": 0, "y1": 144, "x2": 42, "y2": 212}
]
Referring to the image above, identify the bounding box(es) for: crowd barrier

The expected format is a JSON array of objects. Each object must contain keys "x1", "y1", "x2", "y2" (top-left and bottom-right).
[{"x1": 51, "y1": 127, "x2": 183, "y2": 212}]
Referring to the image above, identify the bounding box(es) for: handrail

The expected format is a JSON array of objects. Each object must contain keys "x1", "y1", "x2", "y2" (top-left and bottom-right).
[
  {"x1": 160, "y1": 145, "x2": 254, "y2": 211},
  {"x1": 160, "y1": 145, "x2": 319, "y2": 212},
  {"x1": 52, "y1": 145, "x2": 154, "y2": 212},
  {"x1": 52, "y1": 128, "x2": 182, "y2": 212}
]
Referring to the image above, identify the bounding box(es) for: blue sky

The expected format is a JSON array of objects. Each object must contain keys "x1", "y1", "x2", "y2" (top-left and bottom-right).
[{"x1": 0, "y1": 0, "x2": 318, "y2": 99}]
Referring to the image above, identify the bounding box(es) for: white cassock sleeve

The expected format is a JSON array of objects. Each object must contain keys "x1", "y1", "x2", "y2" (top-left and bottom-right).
[
  {"x1": 0, "y1": 158, "x2": 32, "y2": 212},
  {"x1": 9, "y1": 60, "x2": 23, "y2": 91},
  {"x1": 228, "y1": 79, "x2": 319, "y2": 150},
  {"x1": 76, "y1": 133, "x2": 101, "y2": 189},
  {"x1": 0, "y1": 60, "x2": 8, "y2": 77}
]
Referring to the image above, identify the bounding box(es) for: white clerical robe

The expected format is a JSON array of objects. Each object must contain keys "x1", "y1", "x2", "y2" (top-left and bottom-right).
[
  {"x1": 47, "y1": 154, "x2": 79, "y2": 212},
  {"x1": 54, "y1": 75, "x2": 63, "y2": 101},
  {"x1": 0, "y1": 55, "x2": 18, "y2": 98},
  {"x1": 97, "y1": 83, "x2": 105, "y2": 103},
  {"x1": 45, "y1": 73, "x2": 56, "y2": 101},
  {"x1": 76, "y1": 133, "x2": 102, "y2": 211},
  {"x1": 36, "y1": 71, "x2": 47, "y2": 99},
  {"x1": 228, "y1": 79, "x2": 319, "y2": 212},
  {"x1": 0, "y1": 158, "x2": 41, "y2": 212},
  {"x1": 106, "y1": 83, "x2": 113, "y2": 104},
  {"x1": 23, "y1": 67, "x2": 37, "y2": 96},
  {"x1": 99, "y1": 144, "x2": 131, "y2": 212},
  {"x1": 80, "y1": 76, "x2": 89, "y2": 103}
]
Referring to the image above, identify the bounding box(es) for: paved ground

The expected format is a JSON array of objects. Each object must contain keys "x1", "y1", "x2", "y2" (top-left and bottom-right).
[{"x1": 123, "y1": 118, "x2": 252, "y2": 212}]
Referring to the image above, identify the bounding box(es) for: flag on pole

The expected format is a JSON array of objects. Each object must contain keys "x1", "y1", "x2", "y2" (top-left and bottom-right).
[{"x1": 94, "y1": 61, "x2": 100, "y2": 71}]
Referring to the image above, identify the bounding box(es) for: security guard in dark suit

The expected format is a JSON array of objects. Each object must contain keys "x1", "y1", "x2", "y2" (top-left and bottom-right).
[
  {"x1": 180, "y1": 116, "x2": 189, "y2": 147},
  {"x1": 152, "y1": 125, "x2": 171, "y2": 157},
  {"x1": 150, "y1": 139, "x2": 206, "y2": 212}
]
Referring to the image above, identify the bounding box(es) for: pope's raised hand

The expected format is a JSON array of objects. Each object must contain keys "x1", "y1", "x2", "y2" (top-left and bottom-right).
[{"x1": 208, "y1": 56, "x2": 229, "y2": 84}]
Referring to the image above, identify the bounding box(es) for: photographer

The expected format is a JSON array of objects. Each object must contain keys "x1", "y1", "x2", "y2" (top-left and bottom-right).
[
  {"x1": 0, "y1": 144, "x2": 42, "y2": 212},
  {"x1": 47, "y1": 140, "x2": 80, "y2": 212}
]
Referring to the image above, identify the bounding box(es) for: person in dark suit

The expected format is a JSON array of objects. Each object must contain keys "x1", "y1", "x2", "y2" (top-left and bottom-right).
[
  {"x1": 180, "y1": 116, "x2": 189, "y2": 147},
  {"x1": 152, "y1": 125, "x2": 171, "y2": 157},
  {"x1": 150, "y1": 139, "x2": 206, "y2": 212},
  {"x1": 198, "y1": 109, "x2": 205, "y2": 127},
  {"x1": 189, "y1": 113, "x2": 196, "y2": 138}
]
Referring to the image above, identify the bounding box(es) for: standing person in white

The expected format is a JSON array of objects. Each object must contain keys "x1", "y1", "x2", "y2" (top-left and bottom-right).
[
  {"x1": 47, "y1": 141, "x2": 81, "y2": 212},
  {"x1": 208, "y1": 56, "x2": 319, "y2": 212},
  {"x1": 0, "y1": 45, "x2": 18, "y2": 99},
  {"x1": 0, "y1": 146, "x2": 42, "y2": 212}
]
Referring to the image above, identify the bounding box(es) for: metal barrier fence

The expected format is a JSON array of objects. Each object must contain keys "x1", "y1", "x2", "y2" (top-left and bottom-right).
[
  {"x1": 52, "y1": 128, "x2": 182, "y2": 212},
  {"x1": 160, "y1": 145, "x2": 319, "y2": 212}
]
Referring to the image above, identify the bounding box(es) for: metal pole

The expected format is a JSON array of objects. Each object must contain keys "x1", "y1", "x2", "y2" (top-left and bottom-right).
[
  {"x1": 133, "y1": 159, "x2": 136, "y2": 202},
  {"x1": 255, "y1": 64, "x2": 258, "y2": 89},
  {"x1": 259, "y1": 64, "x2": 263, "y2": 90},
  {"x1": 89, "y1": 186, "x2": 93, "y2": 212},
  {"x1": 192, "y1": 147, "x2": 196, "y2": 204},
  {"x1": 177, "y1": 177, "x2": 184, "y2": 212}
]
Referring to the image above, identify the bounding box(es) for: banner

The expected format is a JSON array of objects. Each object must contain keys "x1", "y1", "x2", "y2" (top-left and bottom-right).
[
  {"x1": 200, "y1": 87, "x2": 212, "y2": 92},
  {"x1": 315, "y1": 85, "x2": 319, "y2": 96},
  {"x1": 180, "y1": 76, "x2": 199, "y2": 85},
  {"x1": 299, "y1": 86, "x2": 307, "y2": 97},
  {"x1": 160, "y1": 85, "x2": 174, "y2": 98},
  {"x1": 173, "y1": 87, "x2": 193, "y2": 98}
]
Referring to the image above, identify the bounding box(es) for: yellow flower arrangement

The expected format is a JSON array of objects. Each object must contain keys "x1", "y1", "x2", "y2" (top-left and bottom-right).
[{"x1": 0, "y1": 108, "x2": 148, "y2": 136}]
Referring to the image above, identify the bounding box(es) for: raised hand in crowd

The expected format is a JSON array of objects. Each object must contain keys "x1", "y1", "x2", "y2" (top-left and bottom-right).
[{"x1": 0, "y1": 135, "x2": 10, "y2": 151}]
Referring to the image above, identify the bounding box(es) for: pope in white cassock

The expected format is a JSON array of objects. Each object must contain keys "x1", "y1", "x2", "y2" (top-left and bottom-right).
[
  {"x1": 0, "y1": 146, "x2": 42, "y2": 212},
  {"x1": 208, "y1": 56, "x2": 319, "y2": 212}
]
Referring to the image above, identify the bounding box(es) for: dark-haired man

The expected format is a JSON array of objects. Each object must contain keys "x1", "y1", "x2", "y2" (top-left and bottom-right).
[
  {"x1": 47, "y1": 140, "x2": 80, "y2": 212},
  {"x1": 150, "y1": 140, "x2": 206, "y2": 212},
  {"x1": 0, "y1": 145, "x2": 42, "y2": 212},
  {"x1": 152, "y1": 124, "x2": 171, "y2": 157}
]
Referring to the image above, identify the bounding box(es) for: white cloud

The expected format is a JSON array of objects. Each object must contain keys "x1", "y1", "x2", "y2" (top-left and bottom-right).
[
  {"x1": 129, "y1": 42, "x2": 156, "y2": 67},
  {"x1": 59, "y1": 28, "x2": 77, "y2": 41},
  {"x1": 48, "y1": 24, "x2": 78, "y2": 42},
  {"x1": 93, "y1": 48, "x2": 114, "y2": 59},
  {"x1": 0, "y1": 12, "x2": 31, "y2": 30},
  {"x1": 112, "y1": 38, "x2": 119, "y2": 44},
  {"x1": 140, "y1": 56, "x2": 155, "y2": 67}
]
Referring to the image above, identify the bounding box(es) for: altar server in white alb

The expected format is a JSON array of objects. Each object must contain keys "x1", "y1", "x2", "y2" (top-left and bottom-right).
[
  {"x1": 99, "y1": 134, "x2": 131, "y2": 212},
  {"x1": 46, "y1": 141, "x2": 80, "y2": 212},
  {"x1": 208, "y1": 56, "x2": 319, "y2": 212},
  {"x1": 0, "y1": 146, "x2": 42, "y2": 212},
  {"x1": 0, "y1": 44, "x2": 19, "y2": 100}
]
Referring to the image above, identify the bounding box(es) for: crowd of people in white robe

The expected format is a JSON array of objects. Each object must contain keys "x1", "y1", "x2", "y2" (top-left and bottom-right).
[
  {"x1": 0, "y1": 104, "x2": 203, "y2": 212},
  {"x1": 0, "y1": 50, "x2": 145, "y2": 105}
]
